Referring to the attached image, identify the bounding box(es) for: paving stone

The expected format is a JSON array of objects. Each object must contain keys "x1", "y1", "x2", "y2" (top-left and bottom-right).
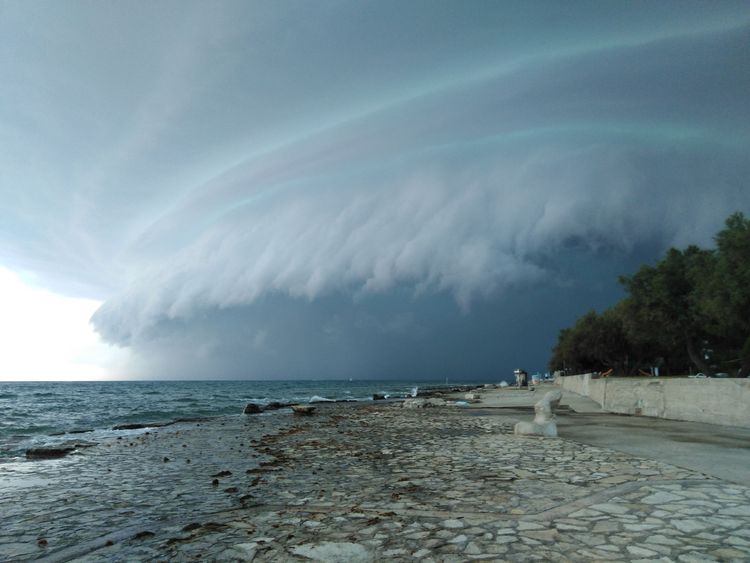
[
  {"x1": 627, "y1": 545, "x2": 659, "y2": 557},
  {"x1": 672, "y1": 519, "x2": 707, "y2": 533}
]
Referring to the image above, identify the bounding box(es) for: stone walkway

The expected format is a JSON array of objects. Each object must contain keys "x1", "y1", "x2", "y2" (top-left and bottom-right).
[{"x1": 1, "y1": 404, "x2": 749, "y2": 562}]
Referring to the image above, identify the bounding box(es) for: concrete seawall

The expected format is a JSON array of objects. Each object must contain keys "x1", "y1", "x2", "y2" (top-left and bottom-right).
[{"x1": 556, "y1": 374, "x2": 750, "y2": 428}]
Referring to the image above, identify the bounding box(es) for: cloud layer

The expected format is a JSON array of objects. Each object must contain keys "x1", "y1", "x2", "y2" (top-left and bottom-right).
[
  {"x1": 93, "y1": 22, "x2": 750, "y2": 345},
  {"x1": 2, "y1": 2, "x2": 749, "y2": 378}
]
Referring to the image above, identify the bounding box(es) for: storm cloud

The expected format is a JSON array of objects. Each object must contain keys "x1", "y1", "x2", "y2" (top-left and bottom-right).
[{"x1": 2, "y1": 2, "x2": 749, "y2": 378}]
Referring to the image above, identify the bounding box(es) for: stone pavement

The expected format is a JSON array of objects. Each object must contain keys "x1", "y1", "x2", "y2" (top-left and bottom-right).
[{"x1": 1, "y1": 403, "x2": 749, "y2": 562}]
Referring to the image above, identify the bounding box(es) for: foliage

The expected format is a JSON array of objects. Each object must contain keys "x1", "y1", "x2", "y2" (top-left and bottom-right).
[{"x1": 549, "y1": 212, "x2": 750, "y2": 376}]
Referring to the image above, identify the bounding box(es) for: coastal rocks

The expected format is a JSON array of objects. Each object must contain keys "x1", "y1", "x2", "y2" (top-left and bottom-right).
[
  {"x1": 514, "y1": 390, "x2": 563, "y2": 437},
  {"x1": 25, "y1": 446, "x2": 75, "y2": 459},
  {"x1": 401, "y1": 398, "x2": 424, "y2": 408},
  {"x1": 372, "y1": 394, "x2": 386, "y2": 401},
  {"x1": 244, "y1": 402, "x2": 294, "y2": 414},
  {"x1": 291, "y1": 405, "x2": 316, "y2": 416},
  {"x1": 401, "y1": 398, "x2": 447, "y2": 408}
]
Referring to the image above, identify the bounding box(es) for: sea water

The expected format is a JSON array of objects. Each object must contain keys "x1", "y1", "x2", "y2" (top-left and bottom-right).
[{"x1": 0, "y1": 379, "x2": 476, "y2": 460}]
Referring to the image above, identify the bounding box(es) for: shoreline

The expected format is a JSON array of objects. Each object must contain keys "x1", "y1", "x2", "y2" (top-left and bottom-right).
[
  {"x1": 0, "y1": 380, "x2": 482, "y2": 464},
  {"x1": 0, "y1": 382, "x2": 484, "y2": 463},
  {"x1": 2, "y1": 391, "x2": 749, "y2": 561}
]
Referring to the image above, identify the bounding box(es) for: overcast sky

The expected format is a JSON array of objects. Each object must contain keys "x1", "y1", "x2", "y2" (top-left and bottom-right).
[{"x1": 1, "y1": 1, "x2": 749, "y2": 380}]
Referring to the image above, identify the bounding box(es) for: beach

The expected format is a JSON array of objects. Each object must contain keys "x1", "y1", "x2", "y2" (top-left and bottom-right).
[{"x1": 2, "y1": 385, "x2": 750, "y2": 562}]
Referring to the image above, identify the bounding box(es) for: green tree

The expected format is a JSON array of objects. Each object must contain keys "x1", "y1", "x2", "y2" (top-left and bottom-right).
[
  {"x1": 696, "y1": 212, "x2": 750, "y2": 376},
  {"x1": 549, "y1": 306, "x2": 634, "y2": 375},
  {"x1": 619, "y1": 245, "x2": 715, "y2": 374},
  {"x1": 551, "y1": 211, "x2": 750, "y2": 377}
]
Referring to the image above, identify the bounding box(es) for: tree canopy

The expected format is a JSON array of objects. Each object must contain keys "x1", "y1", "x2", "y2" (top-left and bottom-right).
[{"x1": 550, "y1": 212, "x2": 750, "y2": 377}]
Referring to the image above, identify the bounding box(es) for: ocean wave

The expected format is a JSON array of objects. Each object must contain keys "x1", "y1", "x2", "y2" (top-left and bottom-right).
[
  {"x1": 0, "y1": 393, "x2": 18, "y2": 399},
  {"x1": 308, "y1": 395, "x2": 335, "y2": 403},
  {"x1": 4, "y1": 424, "x2": 57, "y2": 436}
]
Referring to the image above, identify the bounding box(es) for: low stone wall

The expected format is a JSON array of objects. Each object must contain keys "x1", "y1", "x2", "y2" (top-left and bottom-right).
[{"x1": 556, "y1": 374, "x2": 750, "y2": 428}]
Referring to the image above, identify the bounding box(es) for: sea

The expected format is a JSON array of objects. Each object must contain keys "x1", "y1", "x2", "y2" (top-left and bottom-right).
[{"x1": 0, "y1": 379, "x2": 491, "y2": 461}]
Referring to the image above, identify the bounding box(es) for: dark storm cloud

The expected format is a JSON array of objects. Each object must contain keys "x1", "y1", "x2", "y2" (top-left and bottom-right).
[{"x1": 2, "y1": 2, "x2": 749, "y2": 378}]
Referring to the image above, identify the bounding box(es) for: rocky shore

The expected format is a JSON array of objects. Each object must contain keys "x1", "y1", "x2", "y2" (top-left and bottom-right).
[{"x1": 1, "y1": 391, "x2": 749, "y2": 562}]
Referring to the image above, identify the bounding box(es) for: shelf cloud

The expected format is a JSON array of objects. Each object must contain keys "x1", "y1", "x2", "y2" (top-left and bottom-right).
[{"x1": 2, "y1": 1, "x2": 749, "y2": 378}]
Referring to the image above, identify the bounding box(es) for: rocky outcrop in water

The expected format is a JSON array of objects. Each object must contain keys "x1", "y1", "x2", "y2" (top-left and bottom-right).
[{"x1": 26, "y1": 447, "x2": 75, "y2": 459}]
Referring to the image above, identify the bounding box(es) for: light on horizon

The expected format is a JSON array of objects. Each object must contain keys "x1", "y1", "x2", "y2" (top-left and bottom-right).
[{"x1": 0, "y1": 267, "x2": 129, "y2": 381}]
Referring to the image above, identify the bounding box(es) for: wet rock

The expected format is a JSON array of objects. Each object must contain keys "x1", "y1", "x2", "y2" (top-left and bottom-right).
[
  {"x1": 70, "y1": 441, "x2": 97, "y2": 448},
  {"x1": 401, "y1": 398, "x2": 425, "y2": 408},
  {"x1": 402, "y1": 398, "x2": 446, "y2": 408},
  {"x1": 265, "y1": 401, "x2": 293, "y2": 410},
  {"x1": 243, "y1": 403, "x2": 263, "y2": 414},
  {"x1": 133, "y1": 531, "x2": 155, "y2": 540},
  {"x1": 291, "y1": 405, "x2": 316, "y2": 416},
  {"x1": 373, "y1": 394, "x2": 386, "y2": 401},
  {"x1": 25, "y1": 447, "x2": 75, "y2": 459}
]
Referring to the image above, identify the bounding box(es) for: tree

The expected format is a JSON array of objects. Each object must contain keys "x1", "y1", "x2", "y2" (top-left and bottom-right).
[
  {"x1": 549, "y1": 307, "x2": 634, "y2": 375},
  {"x1": 551, "y1": 212, "x2": 750, "y2": 377},
  {"x1": 619, "y1": 245, "x2": 715, "y2": 375},
  {"x1": 696, "y1": 212, "x2": 750, "y2": 376}
]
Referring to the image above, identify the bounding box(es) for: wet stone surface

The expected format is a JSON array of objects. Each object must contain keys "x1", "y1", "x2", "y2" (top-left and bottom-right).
[{"x1": 1, "y1": 404, "x2": 749, "y2": 562}]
